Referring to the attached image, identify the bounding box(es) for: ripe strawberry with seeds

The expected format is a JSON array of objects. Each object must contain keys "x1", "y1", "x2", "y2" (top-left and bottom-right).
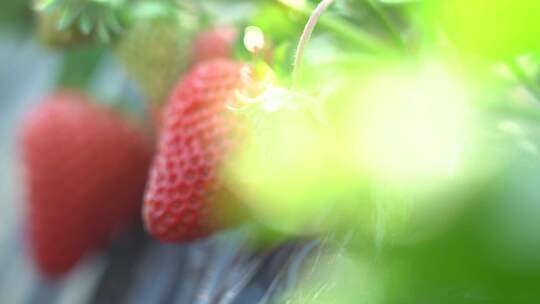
[
  {"x1": 20, "y1": 90, "x2": 154, "y2": 276},
  {"x1": 143, "y1": 59, "x2": 253, "y2": 242}
]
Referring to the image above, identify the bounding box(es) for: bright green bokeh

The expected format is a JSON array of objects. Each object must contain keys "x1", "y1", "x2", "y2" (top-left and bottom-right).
[
  {"x1": 343, "y1": 62, "x2": 472, "y2": 182},
  {"x1": 224, "y1": 58, "x2": 491, "y2": 242},
  {"x1": 425, "y1": 0, "x2": 540, "y2": 59},
  {"x1": 224, "y1": 100, "x2": 353, "y2": 234},
  {"x1": 335, "y1": 60, "x2": 483, "y2": 243}
]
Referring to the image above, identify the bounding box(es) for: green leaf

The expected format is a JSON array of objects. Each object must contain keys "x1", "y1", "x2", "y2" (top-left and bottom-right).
[
  {"x1": 79, "y1": 13, "x2": 93, "y2": 34},
  {"x1": 251, "y1": 3, "x2": 304, "y2": 44},
  {"x1": 127, "y1": 0, "x2": 173, "y2": 20},
  {"x1": 36, "y1": 0, "x2": 130, "y2": 44},
  {"x1": 96, "y1": 20, "x2": 111, "y2": 42},
  {"x1": 34, "y1": 0, "x2": 57, "y2": 11},
  {"x1": 106, "y1": 11, "x2": 123, "y2": 33},
  {"x1": 58, "y1": 6, "x2": 81, "y2": 30}
]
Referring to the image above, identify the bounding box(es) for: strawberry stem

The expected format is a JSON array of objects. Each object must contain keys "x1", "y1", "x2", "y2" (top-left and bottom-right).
[
  {"x1": 276, "y1": 0, "x2": 390, "y2": 53},
  {"x1": 292, "y1": 0, "x2": 334, "y2": 88}
]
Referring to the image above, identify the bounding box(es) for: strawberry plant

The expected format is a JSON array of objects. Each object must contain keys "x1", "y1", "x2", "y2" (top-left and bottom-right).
[{"x1": 3, "y1": 0, "x2": 540, "y2": 302}]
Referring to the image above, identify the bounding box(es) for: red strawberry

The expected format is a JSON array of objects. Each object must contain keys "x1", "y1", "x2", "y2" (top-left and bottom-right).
[
  {"x1": 192, "y1": 26, "x2": 238, "y2": 64},
  {"x1": 20, "y1": 90, "x2": 154, "y2": 276},
  {"x1": 143, "y1": 59, "x2": 253, "y2": 242}
]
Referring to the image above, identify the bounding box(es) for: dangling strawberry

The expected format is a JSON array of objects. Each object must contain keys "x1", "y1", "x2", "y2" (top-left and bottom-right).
[
  {"x1": 143, "y1": 59, "x2": 254, "y2": 242},
  {"x1": 192, "y1": 26, "x2": 238, "y2": 63},
  {"x1": 146, "y1": 26, "x2": 238, "y2": 131},
  {"x1": 20, "y1": 90, "x2": 154, "y2": 276}
]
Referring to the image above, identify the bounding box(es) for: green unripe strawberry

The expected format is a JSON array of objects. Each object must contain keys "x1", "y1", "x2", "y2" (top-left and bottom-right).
[{"x1": 115, "y1": 13, "x2": 196, "y2": 104}]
